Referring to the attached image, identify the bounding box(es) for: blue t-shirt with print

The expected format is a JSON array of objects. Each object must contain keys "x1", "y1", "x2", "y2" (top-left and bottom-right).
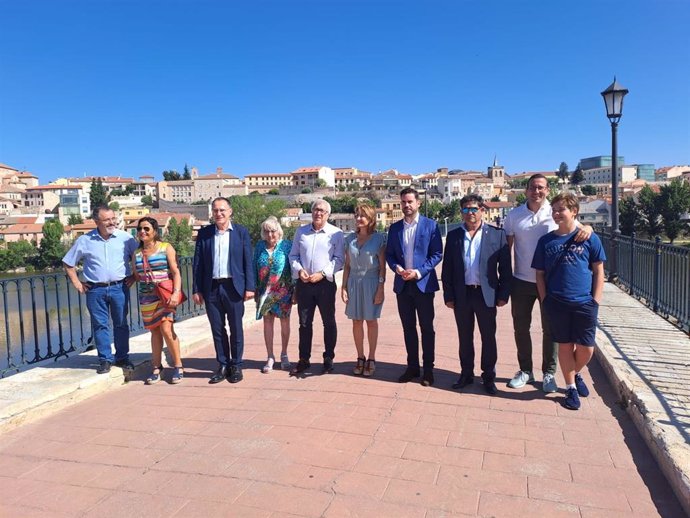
[{"x1": 531, "y1": 230, "x2": 606, "y2": 304}]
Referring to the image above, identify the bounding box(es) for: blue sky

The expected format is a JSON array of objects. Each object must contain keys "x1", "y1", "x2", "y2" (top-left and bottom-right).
[{"x1": 1, "y1": 0, "x2": 688, "y2": 183}]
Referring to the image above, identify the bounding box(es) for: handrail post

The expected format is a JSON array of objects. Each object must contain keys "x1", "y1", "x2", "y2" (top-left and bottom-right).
[
  {"x1": 653, "y1": 236, "x2": 661, "y2": 313},
  {"x1": 629, "y1": 232, "x2": 636, "y2": 295}
]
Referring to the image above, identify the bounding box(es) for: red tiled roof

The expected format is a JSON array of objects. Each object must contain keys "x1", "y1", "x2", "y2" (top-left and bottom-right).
[
  {"x1": 0, "y1": 223, "x2": 44, "y2": 234},
  {"x1": 196, "y1": 173, "x2": 240, "y2": 180},
  {"x1": 245, "y1": 173, "x2": 291, "y2": 178}
]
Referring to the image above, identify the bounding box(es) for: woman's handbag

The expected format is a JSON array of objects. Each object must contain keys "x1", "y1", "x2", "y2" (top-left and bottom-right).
[{"x1": 141, "y1": 251, "x2": 187, "y2": 306}]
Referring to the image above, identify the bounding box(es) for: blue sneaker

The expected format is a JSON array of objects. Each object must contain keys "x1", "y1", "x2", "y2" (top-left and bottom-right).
[
  {"x1": 563, "y1": 387, "x2": 581, "y2": 410},
  {"x1": 575, "y1": 373, "x2": 590, "y2": 397}
]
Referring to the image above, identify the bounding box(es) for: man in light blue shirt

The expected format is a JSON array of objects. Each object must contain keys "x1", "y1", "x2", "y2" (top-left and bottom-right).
[
  {"x1": 441, "y1": 194, "x2": 512, "y2": 395},
  {"x1": 289, "y1": 199, "x2": 344, "y2": 374},
  {"x1": 63, "y1": 206, "x2": 138, "y2": 374}
]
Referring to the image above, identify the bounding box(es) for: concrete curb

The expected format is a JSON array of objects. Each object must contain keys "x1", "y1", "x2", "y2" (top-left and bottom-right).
[{"x1": 595, "y1": 289, "x2": 690, "y2": 516}]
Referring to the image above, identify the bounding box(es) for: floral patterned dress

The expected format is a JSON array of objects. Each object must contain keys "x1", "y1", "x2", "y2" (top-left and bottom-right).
[{"x1": 254, "y1": 239, "x2": 294, "y2": 320}]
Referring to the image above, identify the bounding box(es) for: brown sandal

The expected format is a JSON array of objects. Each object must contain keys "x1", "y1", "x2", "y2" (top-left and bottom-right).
[
  {"x1": 353, "y1": 356, "x2": 366, "y2": 375},
  {"x1": 363, "y1": 359, "x2": 376, "y2": 377}
]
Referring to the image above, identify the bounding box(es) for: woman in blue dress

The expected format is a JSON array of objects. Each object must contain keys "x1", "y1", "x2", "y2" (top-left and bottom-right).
[
  {"x1": 341, "y1": 203, "x2": 386, "y2": 377},
  {"x1": 254, "y1": 217, "x2": 294, "y2": 373}
]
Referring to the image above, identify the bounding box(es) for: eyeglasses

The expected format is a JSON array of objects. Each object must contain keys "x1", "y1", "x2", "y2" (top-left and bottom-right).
[
  {"x1": 461, "y1": 207, "x2": 480, "y2": 214},
  {"x1": 313, "y1": 208, "x2": 327, "y2": 214},
  {"x1": 137, "y1": 227, "x2": 153, "y2": 232},
  {"x1": 527, "y1": 185, "x2": 548, "y2": 192}
]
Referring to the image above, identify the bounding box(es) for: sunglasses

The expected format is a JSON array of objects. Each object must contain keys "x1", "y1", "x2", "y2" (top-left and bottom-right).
[
  {"x1": 461, "y1": 207, "x2": 480, "y2": 214},
  {"x1": 137, "y1": 226, "x2": 153, "y2": 232}
]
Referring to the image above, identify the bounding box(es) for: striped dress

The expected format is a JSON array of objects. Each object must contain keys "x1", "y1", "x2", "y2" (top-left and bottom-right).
[{"x1": 135, "y1": 242, "x2": 176, "y2": 330}]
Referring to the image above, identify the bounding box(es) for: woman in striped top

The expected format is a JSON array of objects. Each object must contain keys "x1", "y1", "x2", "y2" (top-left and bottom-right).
[{"x1": 133, "y1": 217, "x2": 185, "y2": 384}]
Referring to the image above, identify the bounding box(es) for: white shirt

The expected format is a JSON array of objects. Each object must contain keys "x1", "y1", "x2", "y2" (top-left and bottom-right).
[
  {"x1": 213, "y1": 223, "x2": 233, "y2": 279},
  {"x1": 289, "y1": 222, "x2": 344, "y2": 281},
  {"x1": 462, "y1": 223, "x2": 483, "y2": 286},
  {"x1": 402, "y1": 213, "x2": 419, "y2": 270},
  {"x1": 503, "y1": 201, "x2": 557, "y2": 282}
]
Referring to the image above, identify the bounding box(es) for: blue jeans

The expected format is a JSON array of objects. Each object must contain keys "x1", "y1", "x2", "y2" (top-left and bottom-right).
[{"x1": 86, "y1": 283, "x2": 130, "y2": 362}]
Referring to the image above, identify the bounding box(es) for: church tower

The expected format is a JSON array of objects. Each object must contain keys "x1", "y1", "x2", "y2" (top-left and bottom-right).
[{"x1": 487, "y1": 155, "x2": 505, "y2": 186}]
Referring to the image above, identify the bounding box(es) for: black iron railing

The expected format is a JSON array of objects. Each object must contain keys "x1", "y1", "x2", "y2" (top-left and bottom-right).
[
  {"x1": 0, "y1": 256, "x2": 204, "y2": 378},
  {"x1": 598, "y1": 229, "x2": 690, "y2": 332}
]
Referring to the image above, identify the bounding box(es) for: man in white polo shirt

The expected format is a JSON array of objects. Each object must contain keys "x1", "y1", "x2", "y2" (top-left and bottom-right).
[{"x1": 504, "y1": 174, "x2": 591, "y2": 393}]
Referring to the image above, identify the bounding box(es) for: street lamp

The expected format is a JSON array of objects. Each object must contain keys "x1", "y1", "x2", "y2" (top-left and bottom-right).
[
  {"x1": 443, "y1": 216, "x2": 449, "y2": 237},
  {"x1": 601, "y1": 77, "x2": 629, "y2": 281}
]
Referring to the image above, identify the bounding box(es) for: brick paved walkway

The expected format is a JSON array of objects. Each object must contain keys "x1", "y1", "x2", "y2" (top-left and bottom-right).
[{"x1": 0, "y1": 275, "x2": 684, "y2": 517}]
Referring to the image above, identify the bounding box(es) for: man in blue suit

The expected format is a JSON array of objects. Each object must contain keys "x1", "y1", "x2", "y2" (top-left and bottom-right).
[
  {"x1": 441, "y1": 194, "x2": 512, "y2": 395},
  {"x1": 193, "y1": 197, "x2": 255, "y2": 384},
  {"x1": 386, "y1": 187, "x2": 443, "y2": 386}
]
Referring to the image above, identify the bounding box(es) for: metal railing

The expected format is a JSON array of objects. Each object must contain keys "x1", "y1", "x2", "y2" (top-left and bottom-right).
[
  {"x1": 0, "y1": 257, "x2": 204, "y2": 378},
  {"x1": 599, "y1": 229, "x2": 690, "y2": 332}
]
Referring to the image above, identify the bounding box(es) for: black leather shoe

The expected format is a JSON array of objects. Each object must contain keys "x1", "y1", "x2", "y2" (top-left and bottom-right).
[
  {"x1": 398, "y1": 368, "x2": 420, "y2": 383},
  {"x1": 421, "y1": 371, "x2": 434, "y2": 387},
  {"x1": 114, "y1": 359, "x2": 134, "y2": 370},
  {"x1": 322, "y1": 357, "x2": 334, "y2": 373},
  {"x1": 483, "y1": 379, "x2": 498, "y2": 395},
  {"x1": 228, "y1": 365, "x2": 243, "y2": 383},
  {"x1": 209, "y1": 365, "x2": 228, "y2": 384},
  {"x1": 97, "y1": 360, "x2": 112, "y2": 374},
  {"x1": 452, "y1": 373, "x2": 474, "y2": 389},
  {"x1": 290, "y1": 359, "x2": 311, "y2": 375}
]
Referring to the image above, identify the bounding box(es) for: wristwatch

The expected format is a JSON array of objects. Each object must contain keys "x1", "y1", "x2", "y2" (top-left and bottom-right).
[{"x1": 378, "y1": 277, "x2": 385, "y2": 283}]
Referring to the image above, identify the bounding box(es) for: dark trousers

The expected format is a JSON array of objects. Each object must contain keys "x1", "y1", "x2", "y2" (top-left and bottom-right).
[
  {"x1": 455, "y1": 286, "x2": 497, "y2": 381},
  {"x1": 510, "y1": 278, "x2": 558, "y2": 375},
  {"x1": 206, "y1": 279, "x2": 245, "y2": 366},
  {"x1": 296, "y1": 279, "x2": 337, "y2": 361},
  {"x1": 396, "y1": 282, "x2": 435, "y2": 373}
]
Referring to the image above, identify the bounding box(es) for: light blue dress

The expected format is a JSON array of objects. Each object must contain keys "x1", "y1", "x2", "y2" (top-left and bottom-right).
[{"x1": 345, "y1": 232, "x2": 386, "y2": 320}]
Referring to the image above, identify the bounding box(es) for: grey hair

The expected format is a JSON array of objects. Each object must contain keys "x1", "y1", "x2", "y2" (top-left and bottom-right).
[
  {"x1": 311, "y1": 199, "x2": 331, "y2": 213},
  {"x1": 260, "y1": 216, "x2": 284, "y2": 241}
]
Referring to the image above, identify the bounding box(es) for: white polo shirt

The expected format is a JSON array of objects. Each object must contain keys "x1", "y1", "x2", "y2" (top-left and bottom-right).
[{"x1": 503, "y1": 201, "x2": 557, "y2": 283}]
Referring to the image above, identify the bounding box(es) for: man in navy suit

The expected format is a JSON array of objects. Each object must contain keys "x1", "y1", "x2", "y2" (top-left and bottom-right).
[
  {"x1": 386, "y1": 187, "x2": 443, "y2": 386},
  {"x1": 441, "y1": 194, "x2": 512, "y2": 395},
  {"x1": 193, "y1": 197, "x2": 255, "y2": 384}
]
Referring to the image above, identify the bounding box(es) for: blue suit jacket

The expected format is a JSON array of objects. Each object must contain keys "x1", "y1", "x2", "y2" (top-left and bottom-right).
[
  {"x1": 385, "y1": 216, "x2": 443, "y2": 294},
  {"x1": 441, "y1": 223, "x2": 512, "y2": 308},
  {"x1": 192, "y1": 223, "x2": 255, "y2": 298}
]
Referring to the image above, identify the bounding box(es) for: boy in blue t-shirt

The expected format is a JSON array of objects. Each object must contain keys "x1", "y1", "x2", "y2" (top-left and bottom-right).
[{"x1": 531, "y1": 193, "x2": 606, "y2": 410}]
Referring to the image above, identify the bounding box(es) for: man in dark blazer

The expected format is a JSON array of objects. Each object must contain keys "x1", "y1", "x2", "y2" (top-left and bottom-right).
[
  {"x1": 193, "y1": 197, "x2": 255, "y2": 384},
  {"x1": 441, "y1": 194, "x2": 512, "y2": 395},
  {"x1": 386, "y1": 187, "x2": 443, "y2": 386}
]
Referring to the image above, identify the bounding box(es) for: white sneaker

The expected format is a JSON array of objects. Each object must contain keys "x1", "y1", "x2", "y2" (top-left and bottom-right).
[
  {"x1": 507, "y1": 370, "x2": 534, "y2": 388},
  {"x1": 261, "y1": 357, "x2": 275, "y2": 374},
  {"x1": 542, "y1": 373, "x2": 558, "y2": 393}
]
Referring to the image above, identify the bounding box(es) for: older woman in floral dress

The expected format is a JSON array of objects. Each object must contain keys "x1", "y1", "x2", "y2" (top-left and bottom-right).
[{"x1": 254, "y1": 216, "x2": 294, "y2": 373}]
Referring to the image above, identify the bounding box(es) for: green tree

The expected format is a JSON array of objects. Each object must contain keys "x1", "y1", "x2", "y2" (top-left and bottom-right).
[
  {"x1": 490, "y1": 195, "x2": 501, "y2": 202},
  {"x1": 315, "y1": 179, "x2": 328, "y2": 188},
  {"x1": 619, "y1": 197, "x2": 640, "y2": 236},
  {"x1": 267, "y1": 188, "x2": 280, "y2": 195},
  {"x1": 89, "y1": 178, "x2": 108, "y2": 212},
  {"x1": 0, "y1": 240, "x2": 38, "y2": 271},
  {"x1": 439, "y1": 200, "x2": 461, "y2": 222},
  {"x1": 324, "y1": 195, "x2": 357, "y2": 214},
  {"x1": 301, "y1": 187, "x2": 313, "y2": 194},
  {"x1": 229, "y1": 195, "x2": 288, "y2": 243},
  {"x1": 581, "y1": 185, "x2": 597, "y2": 196},
  {"x1": 515, "y1": 193, "x2": 527, "y2": 206},
  {"x1": 637, "y1": 185, "x2": 664, "y2": 238},
  {"x1": 141, "y1": 194, "x2": 154, "y2": 206},
  {"x1": 165, "y1": 218, "x2": 194, "y2": 257},
  {"x1": 183, "y1": 164, "x2": 191, "y2": 180},
  {"x1": 570, "y1": 166, "x2": 585, "y2": 185},
  {"x1": 659, "y1": 178, "x2": 690, "y2": 243},
  {"x1": 36, "y1": 219, "x2": 66, "y2": 269},
  {"x1": 420, "y1": 199, "x2": 443, "y2": 220},
  {"x1": 67, "y1": 214, "x2": 84, "y2": 226},
  {"x1": 557, "y1": 162, "x2": 569, "y2": 181},
  {"x1": 162, "y1": 170, "x2": 181, "y2": 181},
  {"x1": 108, "y1": 201, "x2": 120, "y2": 211}
]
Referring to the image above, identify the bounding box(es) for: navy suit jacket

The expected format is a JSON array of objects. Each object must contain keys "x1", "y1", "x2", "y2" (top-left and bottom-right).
[
  {"x1": 441, "y1": 223, "x2": 512, "y2": 308},
  {"x1": 192, "y1": 223, "x2": 255, "y2": 298},
  {"x1": 385, "y1": 216, "x2": 443, "y2": 294}
]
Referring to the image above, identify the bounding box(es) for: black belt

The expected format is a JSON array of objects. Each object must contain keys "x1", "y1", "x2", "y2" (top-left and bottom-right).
[
  {"x1": 90, "y1": 279, "x2": 124, "y2": 287},
  {"x1": 466, "y1": 284, "x2": 481, "y2": 289},
  {"x1": 212, "y1": 277, "x2": 233, "y2": 284}
]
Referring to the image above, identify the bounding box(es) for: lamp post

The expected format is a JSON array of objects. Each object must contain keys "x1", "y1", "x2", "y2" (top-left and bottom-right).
[
  {"x1": 601, "y1": 77, "x2": 629, "y2": 282},
  {"x1": 443, "y1": 216, "x2": 449, "y2": 237}
]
